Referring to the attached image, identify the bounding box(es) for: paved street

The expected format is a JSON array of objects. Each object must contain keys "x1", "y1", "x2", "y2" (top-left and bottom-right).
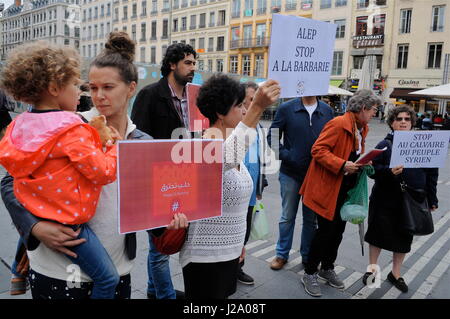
[{"x1": 0, "y1": 116, "x2": 449, "y2": 299}]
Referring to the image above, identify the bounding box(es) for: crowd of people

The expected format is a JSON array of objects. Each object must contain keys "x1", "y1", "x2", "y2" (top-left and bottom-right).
[
  {"x1": 0, "y1": 31, "x2": 441, "y2": 299},
  {"x1": 415, "y1": 112, "x2": 450, "y2": 130}
]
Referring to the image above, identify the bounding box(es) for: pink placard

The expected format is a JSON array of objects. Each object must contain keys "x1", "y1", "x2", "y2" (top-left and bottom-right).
[
  {"x1": 118, "y1": 139, "x2": 223, "y2": 234},
  {"x1": 186, "y1": 83, "x2": 209, "y2": 132}
]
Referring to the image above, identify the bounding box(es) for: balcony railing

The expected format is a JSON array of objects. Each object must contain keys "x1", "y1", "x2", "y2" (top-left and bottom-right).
[
  {"x1": 285, "y1": 3, "x2": 297, "y2": 11},
  {"x1": 257, "y1": 7, "x2": 266, "y2": 15},
  {"x1": 230, "y1": 37, "x2": 269, "y2": 49},
  {"x1": 231, "y1": 11, "x2": 240, "y2": 19}
]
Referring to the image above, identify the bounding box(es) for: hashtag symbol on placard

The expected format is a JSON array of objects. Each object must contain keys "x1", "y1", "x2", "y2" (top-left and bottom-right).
[{"x1": 172, "y1": 201, "x2": 180, "y2": 212}]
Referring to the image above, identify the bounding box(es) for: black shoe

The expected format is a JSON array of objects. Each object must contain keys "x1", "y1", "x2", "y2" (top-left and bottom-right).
[
  {"x1": 387, "y1": 271, "x2": 408, "y2": 293},
  {"x1": 362, "y1": 272, "x2": 374, "y2": 285},
  {"x1": 147, "y1": 290, "x2": 185, "y2": 299},
  {"x1": 175, "y1": 290, "x2": 185, "y2": 299},
  {"x1": 237, "y1": 270, "x2": 254, "y2": 285}
]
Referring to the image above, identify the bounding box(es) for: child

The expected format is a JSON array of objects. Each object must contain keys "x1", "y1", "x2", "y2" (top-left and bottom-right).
[{"x1": 0, "y1": 42, "x2": 120, "y2": 299}]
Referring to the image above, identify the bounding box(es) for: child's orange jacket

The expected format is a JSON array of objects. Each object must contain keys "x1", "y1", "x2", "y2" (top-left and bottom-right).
[{"x1": 0, "y1": 111, "x2": 117, "y2": 225}]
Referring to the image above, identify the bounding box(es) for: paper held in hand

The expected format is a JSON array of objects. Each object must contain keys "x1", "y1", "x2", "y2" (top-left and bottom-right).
[{"x1": 356, "y1": 147, "x2": 387, "y2": 165}]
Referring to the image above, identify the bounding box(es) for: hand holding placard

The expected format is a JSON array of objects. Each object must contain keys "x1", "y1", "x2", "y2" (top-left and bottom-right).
[{"x1": 252, "y1": 80, "x2": 281, "y2": 110}]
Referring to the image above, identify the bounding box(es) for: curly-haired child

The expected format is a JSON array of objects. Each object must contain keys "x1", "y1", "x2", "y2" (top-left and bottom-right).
[{"x1": 0, "y1": 42, "x2": 121, "y2": 299}]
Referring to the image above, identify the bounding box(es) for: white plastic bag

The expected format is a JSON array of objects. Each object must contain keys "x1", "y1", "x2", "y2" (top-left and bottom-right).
[{"x1": 249, "y1": 201, "x2": 270, "y2": 240}]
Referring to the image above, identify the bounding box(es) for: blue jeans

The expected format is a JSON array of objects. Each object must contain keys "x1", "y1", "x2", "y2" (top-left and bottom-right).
[
  {"x1": 11, "y1": 237, "x2": 24, "y2": 278},
  {"x1": 276, "y1": 172, "x2": 317, "y2": 262},
  {"x1": 147, "y1": 234, "x2": 176, "y2": 299},
  {"x1": 66, "y1": 224, "x2": 119, "y2": 299}
]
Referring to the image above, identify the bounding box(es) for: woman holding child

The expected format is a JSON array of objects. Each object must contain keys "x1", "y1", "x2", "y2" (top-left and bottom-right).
[{"x1": 0, "y1": 32, "x2": 186, "y2": 299}]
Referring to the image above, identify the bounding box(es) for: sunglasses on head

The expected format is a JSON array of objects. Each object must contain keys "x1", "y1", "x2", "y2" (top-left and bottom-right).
[{"x1": 395, "y1": 117, "x2": 411, "y2": 122}]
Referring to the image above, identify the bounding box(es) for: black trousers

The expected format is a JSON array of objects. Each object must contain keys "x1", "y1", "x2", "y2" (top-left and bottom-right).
[
  {"x1": 304, "y1": 180, "x2": 353, "y2": 275},
  {"x1": 240, "y1": 205, "x2": 254, "y2": 270},
  {"x1": 183, "y1": 258, "x2": 239, "y2": 299}
]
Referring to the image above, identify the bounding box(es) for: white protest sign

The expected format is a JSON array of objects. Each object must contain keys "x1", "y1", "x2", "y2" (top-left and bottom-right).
[
  {"x1": 268, "y1": 14, "x2": 337, "y2": 98},
  {"x1": 390, "y1": 130, "x2": 450, "y2": 168}
]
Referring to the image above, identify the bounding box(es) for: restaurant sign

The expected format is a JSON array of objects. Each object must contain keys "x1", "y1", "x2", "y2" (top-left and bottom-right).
[{"x1": 353, "y1": 34, "x2": 384, "y2": 48}]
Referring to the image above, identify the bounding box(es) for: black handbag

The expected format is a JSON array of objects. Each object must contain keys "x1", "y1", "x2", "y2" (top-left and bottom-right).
[{"x1": 400, "y1": 181, "x2": 434, "y2": 236}]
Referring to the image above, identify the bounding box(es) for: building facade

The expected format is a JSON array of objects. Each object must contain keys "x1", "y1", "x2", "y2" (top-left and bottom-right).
[
  {"x1": 346, "y1": 0, "x2": 393, "y2": 93},
  {"x1": 0, "y1": 0, "x2": 81, "y2": 60},
  {"x1": 313, "y1": 0, "x2": 352, "y2": 88},
  {"x1": 228, "y1": 0, "x2": 316, "y2": 79},
  {"x1": 111, "y1": 0, "x2": 171, "y2": 64},
  {"x1": 80, "y1": 0, "x2": 112, "y2": 58},
  {"x1": 387, "y1": 0, "x2": 449, "y2": 112},
  {"x1": 171, "y1": 0, "x2": 229, "y2": 73}
]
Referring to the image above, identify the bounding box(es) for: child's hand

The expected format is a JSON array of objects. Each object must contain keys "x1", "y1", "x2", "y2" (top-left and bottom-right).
[
  {"x1": 89, "y1": 115, "x2": 114, "y2": 146},
  {"x1": 109, "y1": 126, "x2": 123, "y2": 143}
]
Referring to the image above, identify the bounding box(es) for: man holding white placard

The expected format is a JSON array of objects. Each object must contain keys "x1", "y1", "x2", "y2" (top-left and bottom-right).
[
  {"x1": 267, "y1": 96, "x2": 333, "y2": 271},
  {"x1": 266, "y1": 13, "x2": 336, "y2": 272}
]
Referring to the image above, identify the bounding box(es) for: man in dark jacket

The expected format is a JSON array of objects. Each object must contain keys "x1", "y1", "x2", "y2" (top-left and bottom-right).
[
  {"x1": 131, "y1": 43, "x2": 197, "y2": 299},
  {"x1": 267, "y1": 96, "x2": 333, "y2": 270},
  {"x1": 131, "y1": 43, "x2": 197, "y2": 139}
]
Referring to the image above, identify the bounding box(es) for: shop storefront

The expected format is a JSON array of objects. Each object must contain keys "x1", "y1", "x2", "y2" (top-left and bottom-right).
[{"x1": 388, "y1": 78, "x2": 446, "y2": 114}]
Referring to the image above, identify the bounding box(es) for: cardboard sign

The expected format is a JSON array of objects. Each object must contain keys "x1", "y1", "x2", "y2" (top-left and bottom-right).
[
  {"x1": 118, "y1": 139, "x2": 223, "y2": 234},
  {"x1": 186, "y1": 83, "x2": 209, "y2": 132},
  {"x1": 268, "y1": 14, "x2": 337, "y2": 98},
  {"x1": 390, "y1": 130, "x2": 450, "y2": 168}
]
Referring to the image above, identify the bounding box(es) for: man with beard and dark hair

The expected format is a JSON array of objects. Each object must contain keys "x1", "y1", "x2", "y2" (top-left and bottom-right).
[
  {"x1": 131, "y1": 43, "x2": 197, "y2": 138},
  {"x1": 131, "y1": 43, "x2": 197, "y2": 299}
]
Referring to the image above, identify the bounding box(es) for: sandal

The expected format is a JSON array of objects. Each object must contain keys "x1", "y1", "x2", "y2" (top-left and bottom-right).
[{"x1": 10, "y1": 277, "x2": 27, "y2": 295}]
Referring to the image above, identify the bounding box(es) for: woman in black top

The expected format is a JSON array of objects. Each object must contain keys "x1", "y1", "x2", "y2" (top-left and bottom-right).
[{"x1": 363, "y1": 105, "x2": 439, "y2": 293}]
